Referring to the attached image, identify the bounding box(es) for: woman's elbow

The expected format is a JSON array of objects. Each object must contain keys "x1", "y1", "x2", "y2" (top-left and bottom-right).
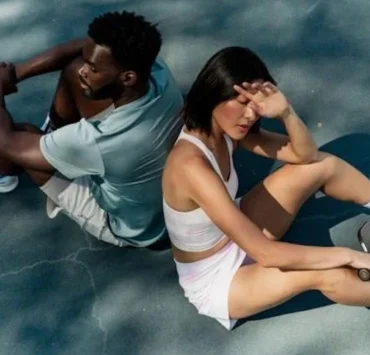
[
  {"x1": 258, "y1": 255, "x2": 282, "y2": 268},
  {"x1": 253, "y1": 245, "x2": 290, "y2": 269},
  {"x1": 252, "y1": 248, "x2": 281, "y2": 268},
  {"x1": 296, "y1": 149, "x2": 319, "y2": 164}
]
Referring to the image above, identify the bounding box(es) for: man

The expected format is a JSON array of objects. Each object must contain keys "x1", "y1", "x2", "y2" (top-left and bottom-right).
[{"x1": 0, "y1": 11, "x2": 183, "y2": 247}]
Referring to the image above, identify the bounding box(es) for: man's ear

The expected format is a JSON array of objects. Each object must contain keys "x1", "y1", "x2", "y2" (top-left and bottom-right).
[{"x1": 119, "y1": 70, "x2": 137, "y2": 87}]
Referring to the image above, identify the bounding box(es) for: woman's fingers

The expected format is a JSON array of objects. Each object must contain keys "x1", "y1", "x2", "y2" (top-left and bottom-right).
[
  {"x1": 247, "y1": 100, "x2": 261, "y2": 113},
  {"x1": 243, "y1": 82, "x2": 258, "y2": 94},
  {"x1": 254, "y1": 82, "x2": 271, "y2": 96},
  {"x1": 263, "y1": 81, "x2": 278, "y2": 94},
  {"x1": 233, "y1": 84, "x2": 259, "y2": 103},
  {"x1": 249, "y1": 82, "x2": 263, "y2": 92},
  {"x1": 234, "y1": 81, "x2": 280, "y2": 106},
  {"x1": 249, "y1": 81, "x2": 279, "y2": 96}
]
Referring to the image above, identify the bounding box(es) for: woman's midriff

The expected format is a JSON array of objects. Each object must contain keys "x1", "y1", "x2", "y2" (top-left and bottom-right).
[{"x1": 172, "y1": 236, "x2": 231, "y2": 263}]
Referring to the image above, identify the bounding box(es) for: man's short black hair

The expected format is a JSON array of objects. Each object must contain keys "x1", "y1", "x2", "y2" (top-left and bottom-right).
[{"x1": 88, "y1": 11, "x2": 162, "y2": 81}]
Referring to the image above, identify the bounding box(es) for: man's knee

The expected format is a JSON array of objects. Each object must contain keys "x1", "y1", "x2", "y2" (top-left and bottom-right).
[
  {"x1": 49, "y1": 56, "x2": 84, "y2": 130},
  {"x1": 60, "y1": 56, "x2": 83, "y2": 86},
  {"x1": 0, "y1": 123, "x2": 43, "y2": 175}
]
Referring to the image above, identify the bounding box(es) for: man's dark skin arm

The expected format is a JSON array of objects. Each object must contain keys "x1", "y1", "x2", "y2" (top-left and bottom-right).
[
  {"x1": 0, "y1": 37, "x2": 88, "y2": 174},
  {"x1": 15, "y1": 38, "x2": 87, "y2": 84},
  {"x1": 0, "y1": 64, "x2": 54, "y2": 173}
]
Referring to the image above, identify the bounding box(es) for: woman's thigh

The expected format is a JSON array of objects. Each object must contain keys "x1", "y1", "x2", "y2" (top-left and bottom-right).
[
  {"x1": 240, "y1": 154, "x2": 333, "y2": 240},
  {"x1": 228, "y1": 262, "x2": 327, "y2": 319}
]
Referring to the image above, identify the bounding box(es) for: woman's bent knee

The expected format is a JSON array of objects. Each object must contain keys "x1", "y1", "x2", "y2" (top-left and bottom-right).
[{"x1": 316, "y1": 152, "x2": 340, "y2": 179}]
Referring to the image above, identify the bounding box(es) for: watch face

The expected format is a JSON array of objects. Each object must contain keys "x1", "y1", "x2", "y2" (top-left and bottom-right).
[{"x1": 358, "y1": 222, "x2": 370, "y2": 253}]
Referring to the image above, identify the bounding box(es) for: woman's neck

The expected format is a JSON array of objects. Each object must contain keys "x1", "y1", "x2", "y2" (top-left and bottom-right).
[{"x1": 187, "y1": 124, "x2": 225, "y2": 151}]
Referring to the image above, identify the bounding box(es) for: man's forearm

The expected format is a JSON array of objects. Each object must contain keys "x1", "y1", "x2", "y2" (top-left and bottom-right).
[
  {"x1": 15, "y1": 38, "x2": 86, "y2": 82},
  {"x1": 280, "y1": 106, "x2": 318, "y2": 162}
]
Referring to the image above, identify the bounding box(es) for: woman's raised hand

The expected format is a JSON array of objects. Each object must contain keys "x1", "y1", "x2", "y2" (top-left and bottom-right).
[{"x1": 234, "y1": 82, "x2": 290, "y2": 120}]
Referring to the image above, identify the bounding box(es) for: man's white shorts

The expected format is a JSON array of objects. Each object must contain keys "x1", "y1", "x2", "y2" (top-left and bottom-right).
[{"x1": 40, "y1": 174, "x2": 129, "y2": 247}]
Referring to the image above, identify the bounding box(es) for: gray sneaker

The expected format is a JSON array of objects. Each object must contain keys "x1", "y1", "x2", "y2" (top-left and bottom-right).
[{"x1": 0, "y1": 175, "x2": 19, "y2": 193}]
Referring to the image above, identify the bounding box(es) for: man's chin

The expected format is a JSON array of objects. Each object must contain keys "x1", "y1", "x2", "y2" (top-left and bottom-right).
[
  {"x1": 83, "y1": 89, "x2": 112, "y2": 101},
  {"x1": 82, "y1": 90, "x2": 102, "y2": 100},
  {"x1": 82, "y1": 89, "x2": 93, "y2": 99}
]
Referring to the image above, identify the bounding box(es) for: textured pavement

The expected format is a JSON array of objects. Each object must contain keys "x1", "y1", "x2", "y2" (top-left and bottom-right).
[{"x1": 1, "y1": 1, "x2": 370, "y2": 354}]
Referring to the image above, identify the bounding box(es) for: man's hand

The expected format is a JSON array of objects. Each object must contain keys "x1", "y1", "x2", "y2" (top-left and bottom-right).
[
  {"x1": 0, "y1": 62, "x2": 18, "y2": 95},
  {"x1": 234, "y1": 82, "x2": 290, "y2": 120}
]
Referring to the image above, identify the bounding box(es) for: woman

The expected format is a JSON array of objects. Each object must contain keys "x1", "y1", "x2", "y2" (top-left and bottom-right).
[{"x1": 162, "y1": 46, "x2": 370, "y2": 330}]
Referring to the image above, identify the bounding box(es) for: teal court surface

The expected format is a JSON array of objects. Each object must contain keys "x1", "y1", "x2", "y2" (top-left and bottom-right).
[{"x1": 1, "y1": 0, "x2": 370, "y2": 354}]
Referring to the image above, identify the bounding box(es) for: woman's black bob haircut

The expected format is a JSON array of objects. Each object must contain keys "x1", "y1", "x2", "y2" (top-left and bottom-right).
[{"x1": 183, "y1": 46, "x2": 276, "y2": 135}]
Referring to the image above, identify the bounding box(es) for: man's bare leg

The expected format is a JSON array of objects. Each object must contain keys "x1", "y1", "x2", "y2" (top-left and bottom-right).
[
  {"x1": 0, "y1": 56, "x2": 113, "y2": 178},
  {"x1": 0, "y1": 123, "x2": 52, "y2": 186},
  {"x1": 48, "y1": 57, "x2": 112, "y2": 129}
]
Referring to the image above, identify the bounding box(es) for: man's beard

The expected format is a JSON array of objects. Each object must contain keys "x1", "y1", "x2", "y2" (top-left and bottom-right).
[{"x1": 81, "y1": 79, "x2": 121, "y2": 100}]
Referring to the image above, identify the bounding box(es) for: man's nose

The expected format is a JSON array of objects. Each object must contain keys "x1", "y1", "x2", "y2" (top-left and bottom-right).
[{"x1": 78, "y1": 64, "x2": 88, "y2": 78}]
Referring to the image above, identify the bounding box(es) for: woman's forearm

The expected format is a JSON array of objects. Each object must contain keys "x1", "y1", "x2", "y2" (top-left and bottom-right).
[
  {"x1": 280, "y1": 106, "x2": 318, "y2": 163},
  {"x1": 261, "y1": 241, "x2": 353, "y2": 271},
  {"x1": 231, "y1": 215, "x2": 353, "y2": 271}
]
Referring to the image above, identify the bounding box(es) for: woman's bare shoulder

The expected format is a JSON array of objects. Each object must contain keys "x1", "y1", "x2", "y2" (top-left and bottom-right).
[{"x1": 166, "y1": 139, "x2": 209, "y2": 172}]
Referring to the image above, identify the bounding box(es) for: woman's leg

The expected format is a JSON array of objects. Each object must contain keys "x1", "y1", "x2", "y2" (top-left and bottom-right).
[
  {"x1": 228, "y1": 151, "x2": 370, "y2": 319},
  {"x1": 229, "y1": 263, "x2": 370, "y2": 319},
  {"x1": 240, "y1": 151, "x2": 370, "y2": 240}
]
